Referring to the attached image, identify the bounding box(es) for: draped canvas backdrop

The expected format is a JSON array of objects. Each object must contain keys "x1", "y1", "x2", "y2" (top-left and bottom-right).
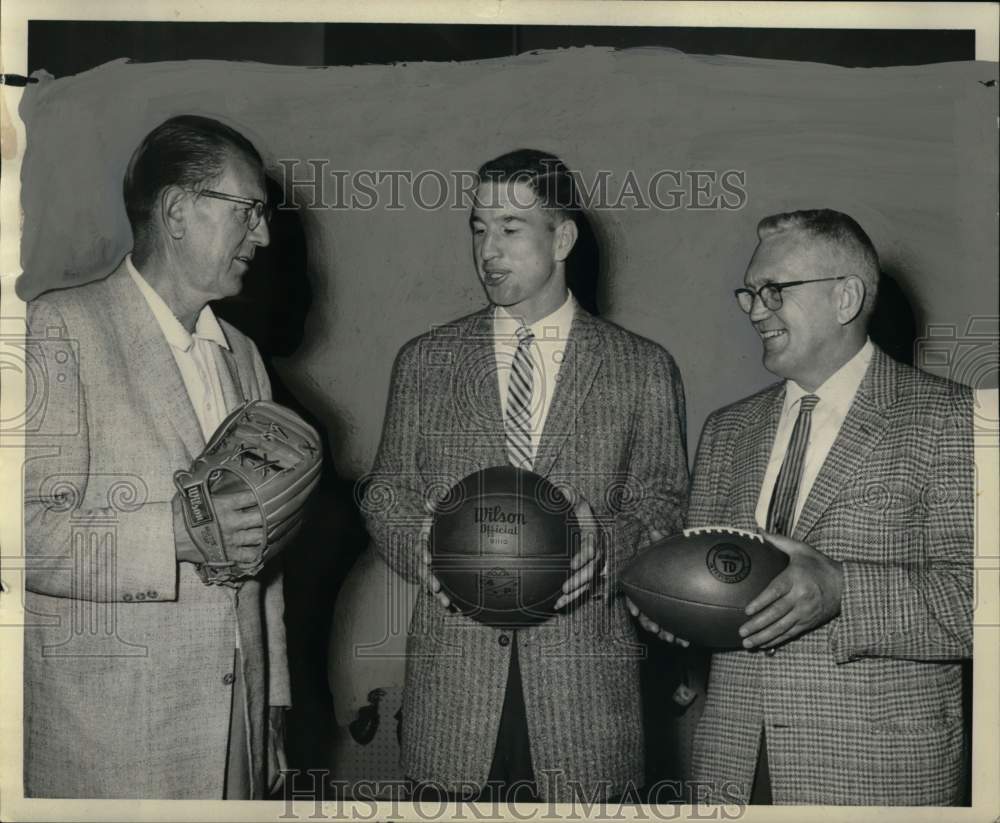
[
  {"x1": 15, "y1": 47, "x2": 998, "y2": 782},
  {"x1": 17, "y1": 48, "x2": 999, "y2": 468}
]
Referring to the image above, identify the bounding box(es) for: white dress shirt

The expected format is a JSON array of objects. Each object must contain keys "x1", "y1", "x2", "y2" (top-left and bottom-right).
[
  {"x1": 755, "y1": 338, "x2": 875, "y2": 531},
  {"x1": 494, "y1": 292, "x2": 576, "y2": 463},
  {"x1": 127, "y1": 255, "x2": 232, "y2": 440}
]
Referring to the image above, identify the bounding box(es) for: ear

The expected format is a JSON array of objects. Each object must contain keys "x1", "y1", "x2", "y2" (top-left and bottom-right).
[
  {"x1": 553, "y1": 217, "x2": 579, "y2": 263},
  {"x1": 160, "y1": 185, "x2": 189, "y2": 240},
  {"x1": 836, "y1": 275, "x2": 866, "y2": 325}
]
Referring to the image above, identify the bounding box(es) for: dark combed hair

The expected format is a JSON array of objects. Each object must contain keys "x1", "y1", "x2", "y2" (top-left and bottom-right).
[
  {"x1": 123, "y1": 114, "x2": 263, "y2": 248},
  {"x1": 476, "y1": 148, "x2": 581, "y2": 221},
  {"x1": 757, "y1": 208, "x2": 880, "y2": 312},
  {"x1": 476, "y1": 148, "x2": 601, "y2": 314}
]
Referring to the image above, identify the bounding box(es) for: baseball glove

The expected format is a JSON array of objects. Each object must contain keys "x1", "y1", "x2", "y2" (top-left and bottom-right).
[{"x1": 173, "y1": 400, "x2": 322, "y2": 586}]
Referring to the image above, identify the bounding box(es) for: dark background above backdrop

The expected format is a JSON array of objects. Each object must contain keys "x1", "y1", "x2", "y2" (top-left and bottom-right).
[{"x1": 28, "y1": 21, "x2": 975, "y2": 74}]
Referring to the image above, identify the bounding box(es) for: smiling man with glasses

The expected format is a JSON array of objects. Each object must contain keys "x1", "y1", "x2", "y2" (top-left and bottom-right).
[
  {"x1": 734, "y1": 275, "x2": 846, "y2": 315},
  {"x1": 23, "y1": 115, "x2": 292, "y2": 800},
  {"x1": 633, "y1": 209, "x2": 974, "y2": 806}
]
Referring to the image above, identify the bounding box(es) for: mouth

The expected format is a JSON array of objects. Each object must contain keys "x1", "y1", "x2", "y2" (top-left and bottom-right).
[
  {"x1": 482, "y1": 269, "x2": 509, "y2": 286},
  {"x1": 757, "y1": 328, "x2": 787, "y2": 345},
  {"x1": 234, "y1": 255, "x2": 253, "y2": 267}
]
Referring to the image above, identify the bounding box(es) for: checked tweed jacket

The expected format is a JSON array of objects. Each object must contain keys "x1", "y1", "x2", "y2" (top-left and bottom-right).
[
  {"x1": 23, "y1": 262, "x2": 289, "y2": 798},
  {"x1": 363, "y1": 304, "x2": 689, "y2": 801},
  {"x1": 687, "y1": 345, "x2": 974, "y2": 805}
]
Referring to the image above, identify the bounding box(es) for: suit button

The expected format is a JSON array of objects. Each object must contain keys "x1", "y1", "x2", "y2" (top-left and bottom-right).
[
  {"x1": 147, "y1": 590, "x2": 158, "y2": 599},
  {"x1": 135, "y1": 592, "x2": 146, "y2": 601},
  {"x1": 498, "y1": 634, "x2": 510, "y2": 647},
  {"x1": 223, "y1": 673, "x2": 235, "y2": 685},
  {"x1": 123, "y1": 593, "x2": 133, "y2": 602}
]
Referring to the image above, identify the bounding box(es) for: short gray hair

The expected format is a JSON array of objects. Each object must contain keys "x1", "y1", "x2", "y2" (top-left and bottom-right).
[{"x1": 757, "y1": 209, "x2": 880, "y2": 315}]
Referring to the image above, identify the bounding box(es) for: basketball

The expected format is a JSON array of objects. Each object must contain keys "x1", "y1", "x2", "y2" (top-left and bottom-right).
[
  {"x1": 621, "y1": 526, "x2": 789, "y2": 648},
  {"x1": 429, "y1": 466, "x2": 579, "y2": 627}
]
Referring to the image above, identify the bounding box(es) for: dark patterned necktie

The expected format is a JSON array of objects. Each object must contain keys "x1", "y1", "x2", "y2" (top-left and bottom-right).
[
  {"x1": 766, "y1": 394, "x2": 820, "y2": 536},
  {"x1": 505, "y1": 326, "x2": 535, "y2": 470}
]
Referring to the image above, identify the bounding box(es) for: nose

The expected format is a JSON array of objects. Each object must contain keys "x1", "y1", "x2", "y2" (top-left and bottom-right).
[
  {"x1": 748, "y1": 290, "x2": 771, "y2": 323},
  {"x1": 479, "y1": 229, "x2": 499, "y2": 262},
  {"x1": 250, "y1": 216, "x2": 270, "y2": 247}
]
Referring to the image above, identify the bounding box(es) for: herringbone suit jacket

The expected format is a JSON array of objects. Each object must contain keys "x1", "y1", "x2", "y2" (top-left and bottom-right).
[
  {"x1": 23, "y1": 262, "x2": 290, "y2": 798},
  {"x1": 363, "y1": 305, "x2": 689, "y2": 801},
  {"x1": 687, "y1": 346, "x2": 974, "y2": 805}
]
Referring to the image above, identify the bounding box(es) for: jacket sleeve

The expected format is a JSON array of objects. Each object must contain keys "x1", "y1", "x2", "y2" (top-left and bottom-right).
[
  {"x1": 23, "y1": 298, "x2": 180, "y2": 602},
  {"x1": 360, "y1": 341, "x2": 426, "y2": 584},
  {"x1": 606, "y1": 346, "x2": 690, "y2": 580},
  {"x1": 829, "y1": 390, "x2": 974, "y2": 662}
]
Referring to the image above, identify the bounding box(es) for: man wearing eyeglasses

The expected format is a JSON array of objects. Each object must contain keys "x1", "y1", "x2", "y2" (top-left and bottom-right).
[
  {"x1": 23, "y1": 115, "x2": 289, "y2": 798},
  {"x1": 632, "y1": 209, "x2": 973, "y2": 805}
]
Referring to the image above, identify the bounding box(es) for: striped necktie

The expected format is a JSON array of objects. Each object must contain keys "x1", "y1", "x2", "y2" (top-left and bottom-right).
[
  {"x1": 766, "y1": 394, "x2": 820, "y2": 536},
  {"x1": 505, "y1": 326, "x2": 536, "y2": 470}
]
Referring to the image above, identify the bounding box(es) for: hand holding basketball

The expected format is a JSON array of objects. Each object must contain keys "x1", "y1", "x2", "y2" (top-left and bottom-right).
[
  {"x1": 554, "y1": 499, "x2": 604, "y2": 611},
  {"x1": 418, "y1": 516, "x2": 452, "y2": 610}
]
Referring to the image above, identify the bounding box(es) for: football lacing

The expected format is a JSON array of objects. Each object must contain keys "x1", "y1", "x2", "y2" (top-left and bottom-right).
[{"x1": 682, "y1": 525, "x2": 763, "y2": 543}]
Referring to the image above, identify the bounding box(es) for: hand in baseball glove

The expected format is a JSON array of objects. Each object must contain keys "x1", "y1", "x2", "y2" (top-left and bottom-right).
[{"x1": 174, "y1": 400, "x2": 322, "y2": 586}]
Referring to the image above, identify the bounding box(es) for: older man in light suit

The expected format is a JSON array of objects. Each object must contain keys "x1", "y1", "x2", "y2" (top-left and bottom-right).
[
  {"x1": 363, "y1": 149, "x2": 689, "y2": 804},
  {"x1": 633, "y1": 209, "x2": 974, "y2": 805},
  {"x1": 24, "y1": 115, "x2": 290, "y2": 798}
]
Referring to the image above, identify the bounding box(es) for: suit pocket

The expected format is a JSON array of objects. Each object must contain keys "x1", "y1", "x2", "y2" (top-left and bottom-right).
[{"x1": 866, "y1": 661, "x2": 964, "y2": 732}]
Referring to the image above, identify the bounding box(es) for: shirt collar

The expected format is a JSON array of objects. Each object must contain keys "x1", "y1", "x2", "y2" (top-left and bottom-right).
[
  {"x1": 494, "y1": 291, "x2": 576, "y2": 341},
  {"x1": 784, "y1": 337, "x2": 874, "y2": 415},
  {"x1": 126, "y1": 254, "x2": 230, "y2": 352}
]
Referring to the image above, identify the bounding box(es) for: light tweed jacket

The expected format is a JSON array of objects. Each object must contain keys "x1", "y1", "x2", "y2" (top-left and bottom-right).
[
  {"x1": 363, "y1": 305, "x2": 689, "y2": 801},
  {"x1": 23, "y1": 262, "x2": 289, "y2": 799},
  {"x1": 687, "y1": 345, "x2": 974, "y2": 805}
]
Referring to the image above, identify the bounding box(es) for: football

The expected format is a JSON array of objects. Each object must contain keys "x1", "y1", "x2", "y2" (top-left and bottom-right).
[
  {"x1": 429, "y1": 466, "x2": 579, "y2": 627},
  {"x1": 621, "y1": 526, "x2": 789, "y2": 648}
]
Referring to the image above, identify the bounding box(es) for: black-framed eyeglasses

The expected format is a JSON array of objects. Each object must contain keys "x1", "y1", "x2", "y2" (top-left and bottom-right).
[
  {"x1": 197, "y1": 189, "x2": 272, "y2": 231},
  {"x1": 734, "y1": 276, "x2": 846, "y2": 313}
]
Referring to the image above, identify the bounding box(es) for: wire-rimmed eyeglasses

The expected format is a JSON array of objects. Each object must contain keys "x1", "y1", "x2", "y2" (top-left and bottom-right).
[
  {"x1": 734, "y1": 276, "x2": 846, "y2": 313},
  {"x1": 197, "y1": 189, "x2": 272, "y2": 231}
]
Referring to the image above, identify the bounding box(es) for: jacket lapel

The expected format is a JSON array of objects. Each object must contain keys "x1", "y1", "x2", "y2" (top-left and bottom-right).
[
  {"x1": 732, "y1": 385, "x2": 783, "y2": 530},
  {"x1": 792, "y1": 346, "x2": 896, "y2": 541},
  {"x1": 443, "y1": 310, "x2": 507, "y2": 473},
  {"x1": 111, "y1": 263, "x2": 205, "y2": 461},
  {"x1": 532, "y1": 306, "x2": 603, "y2": 479}
]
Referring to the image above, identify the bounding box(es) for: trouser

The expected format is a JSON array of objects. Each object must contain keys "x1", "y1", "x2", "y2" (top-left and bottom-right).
[
  {"x1": 410, "y1": 632, "x2": 536, "y2": 804},
  {"x1": 749, "y1": 728, "x2": 772, "y2": 805},
  {"x1": 483, "y1": 632, "x2": 537, "y2": 801}
]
